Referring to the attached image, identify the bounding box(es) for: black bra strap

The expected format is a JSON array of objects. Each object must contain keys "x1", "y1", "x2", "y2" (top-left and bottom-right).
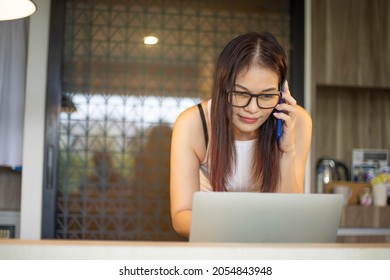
[{"x1": 197, "y1": 103, "x2": 209, "y2": 148}]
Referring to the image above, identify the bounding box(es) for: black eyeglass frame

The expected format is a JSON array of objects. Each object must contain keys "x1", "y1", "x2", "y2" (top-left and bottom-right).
[{"x1": 227, "y1": 91, "x2": 282, "y2": 109}]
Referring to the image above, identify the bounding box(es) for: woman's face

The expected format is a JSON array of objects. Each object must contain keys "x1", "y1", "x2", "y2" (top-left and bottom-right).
[{"x1": 230, "y1": 66, "x2": 279, "y2": 140}]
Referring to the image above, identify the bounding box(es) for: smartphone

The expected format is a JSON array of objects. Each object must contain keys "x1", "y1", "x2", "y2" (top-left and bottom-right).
[{"x1": 277, "y1": 82, "x2": 284, "y2": 145}]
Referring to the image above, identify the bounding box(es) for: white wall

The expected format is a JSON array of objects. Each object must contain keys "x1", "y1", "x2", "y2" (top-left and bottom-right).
[{"x1": 20, "y1": 0, "x2": 51, "y2": 240}]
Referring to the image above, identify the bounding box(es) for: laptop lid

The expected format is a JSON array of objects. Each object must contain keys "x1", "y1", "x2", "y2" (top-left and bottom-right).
[{"x1": 189, "y1": 192, "x2": 343, "y2": 243}]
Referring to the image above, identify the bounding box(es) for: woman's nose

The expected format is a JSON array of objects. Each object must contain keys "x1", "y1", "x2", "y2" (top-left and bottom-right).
[{"x1": 244, "y1": 96, "x2": 258, "y2": 112}]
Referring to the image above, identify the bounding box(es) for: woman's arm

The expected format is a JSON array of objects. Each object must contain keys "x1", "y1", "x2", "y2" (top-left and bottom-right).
[
  {"x1": 170, "y1": 104, "x2": 207, "y2": 238},
  {"x1": 274, "y1": 81, "x2": 312, "y2": 193},
  {"x1": 279, "y1": 105, "x2": 312, "y2": 193}
]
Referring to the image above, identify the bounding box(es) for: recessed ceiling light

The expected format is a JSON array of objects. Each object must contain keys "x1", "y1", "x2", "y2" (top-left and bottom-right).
[{"x1": 143, "y1": 35, "x2": 159, "y2": 45}]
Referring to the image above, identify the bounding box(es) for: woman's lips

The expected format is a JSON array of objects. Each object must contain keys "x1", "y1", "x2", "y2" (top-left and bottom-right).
[{"x1": 239, "y1": 115, "x2": 258, "y2": 124}]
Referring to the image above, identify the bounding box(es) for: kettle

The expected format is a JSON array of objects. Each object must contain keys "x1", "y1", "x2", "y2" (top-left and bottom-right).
[{"x1": 316, "y1": 157, "x2": 349, "y2": 193}]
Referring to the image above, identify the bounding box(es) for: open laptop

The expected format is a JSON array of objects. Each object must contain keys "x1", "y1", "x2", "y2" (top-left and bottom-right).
[{"x1": 189, "y1": 192, "x2": 343, "y2": 243}]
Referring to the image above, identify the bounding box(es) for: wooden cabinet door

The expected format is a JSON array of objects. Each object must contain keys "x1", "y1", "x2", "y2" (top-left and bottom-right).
[{"x1": 312, "y1": 0, "x2": 390, "y2": 87}]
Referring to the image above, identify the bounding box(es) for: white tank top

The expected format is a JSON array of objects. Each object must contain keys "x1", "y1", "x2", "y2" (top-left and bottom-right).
[{"x1": 199, "y1": 100, "x2": 260, "y2": 192}]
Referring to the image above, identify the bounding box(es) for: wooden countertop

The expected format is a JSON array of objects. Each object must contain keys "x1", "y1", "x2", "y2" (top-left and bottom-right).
[
  {"x1": 340, "y1": 205, "x2": 390, "y2": 227},
  {"x1": 1, "y1": 239, "x2": 389, "y2": 260}
]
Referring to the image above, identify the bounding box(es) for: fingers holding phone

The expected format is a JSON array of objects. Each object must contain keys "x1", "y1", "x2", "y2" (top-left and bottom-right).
[{"x1": 274, "y1": 80, "x2": 296, "y2": 152}]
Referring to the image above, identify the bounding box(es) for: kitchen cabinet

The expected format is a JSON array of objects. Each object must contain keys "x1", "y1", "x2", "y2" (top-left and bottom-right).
[{"x1": 312, "y1": 0, "x2": 390, "y2": 87}]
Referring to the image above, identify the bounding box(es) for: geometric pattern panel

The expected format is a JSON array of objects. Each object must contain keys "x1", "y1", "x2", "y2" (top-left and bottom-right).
[{"x1": 57, "y1": 0, "x2": 290, "y2": 240}]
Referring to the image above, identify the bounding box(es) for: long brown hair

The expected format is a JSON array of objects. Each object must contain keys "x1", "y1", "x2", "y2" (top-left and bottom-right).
[{"x1": 209, "y1": 32, "x2": 287, "y2": 192}]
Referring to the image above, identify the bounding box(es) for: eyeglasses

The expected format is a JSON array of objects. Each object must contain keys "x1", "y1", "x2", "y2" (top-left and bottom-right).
[{"x1": 228, "y1": 91, "x2": 281, "y2": 109}]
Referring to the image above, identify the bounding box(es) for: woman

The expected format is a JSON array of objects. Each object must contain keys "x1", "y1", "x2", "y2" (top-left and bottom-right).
[{"x1": 170, "y1": 32, "x2": 312, "y2": 238}]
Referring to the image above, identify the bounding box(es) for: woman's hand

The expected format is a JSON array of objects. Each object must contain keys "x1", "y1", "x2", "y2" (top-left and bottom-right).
[{"x1": 273, "y1": 80, "x2": 297, "y2": 153}]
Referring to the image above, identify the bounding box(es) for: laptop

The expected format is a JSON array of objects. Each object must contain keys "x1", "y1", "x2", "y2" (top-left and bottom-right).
[{"x1": 189, "y1": 192, "x2": 343, "y2": 243}]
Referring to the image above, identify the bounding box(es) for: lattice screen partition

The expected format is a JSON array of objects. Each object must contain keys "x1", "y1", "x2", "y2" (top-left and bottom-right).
[{"x1": 56, "y1": 0, "x2": 290, "y2": 240}]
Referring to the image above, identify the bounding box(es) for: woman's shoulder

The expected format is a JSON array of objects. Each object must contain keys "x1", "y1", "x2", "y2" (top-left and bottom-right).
[
  {"x1": 174, "y1": 101, "x2": 202, "y2": 126},
  {"x1": 172, "y1": 100, "x2": 209, "y2": 160},
  {"x1": 174, "y1": 100, "x2": 209, "y2": 128}
]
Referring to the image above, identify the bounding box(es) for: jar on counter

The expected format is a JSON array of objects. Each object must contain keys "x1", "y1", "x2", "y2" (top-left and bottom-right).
[{"x1": 359, "y1": 187, "x2": 373, "y2": 206}]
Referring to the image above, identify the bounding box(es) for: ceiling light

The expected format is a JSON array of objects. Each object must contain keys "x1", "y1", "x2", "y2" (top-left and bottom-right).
[
  {"x1": 143, "y1": 35, "x2": 159, "y2": 45},
  {"x1": 0, "y1": 0, "x2": 37, "y2": 21}
]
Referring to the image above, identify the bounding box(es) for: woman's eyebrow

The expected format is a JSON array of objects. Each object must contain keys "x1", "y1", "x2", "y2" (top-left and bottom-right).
[
  {"x1": 234, "y1": 84, "x2": 250, "y2": 91},
  {"x1": 234, "y1": 84, "x2": 277, "y2": 93},
  {"x1": 260, "y1": 87, "x2": 277, "y2": 93}
]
